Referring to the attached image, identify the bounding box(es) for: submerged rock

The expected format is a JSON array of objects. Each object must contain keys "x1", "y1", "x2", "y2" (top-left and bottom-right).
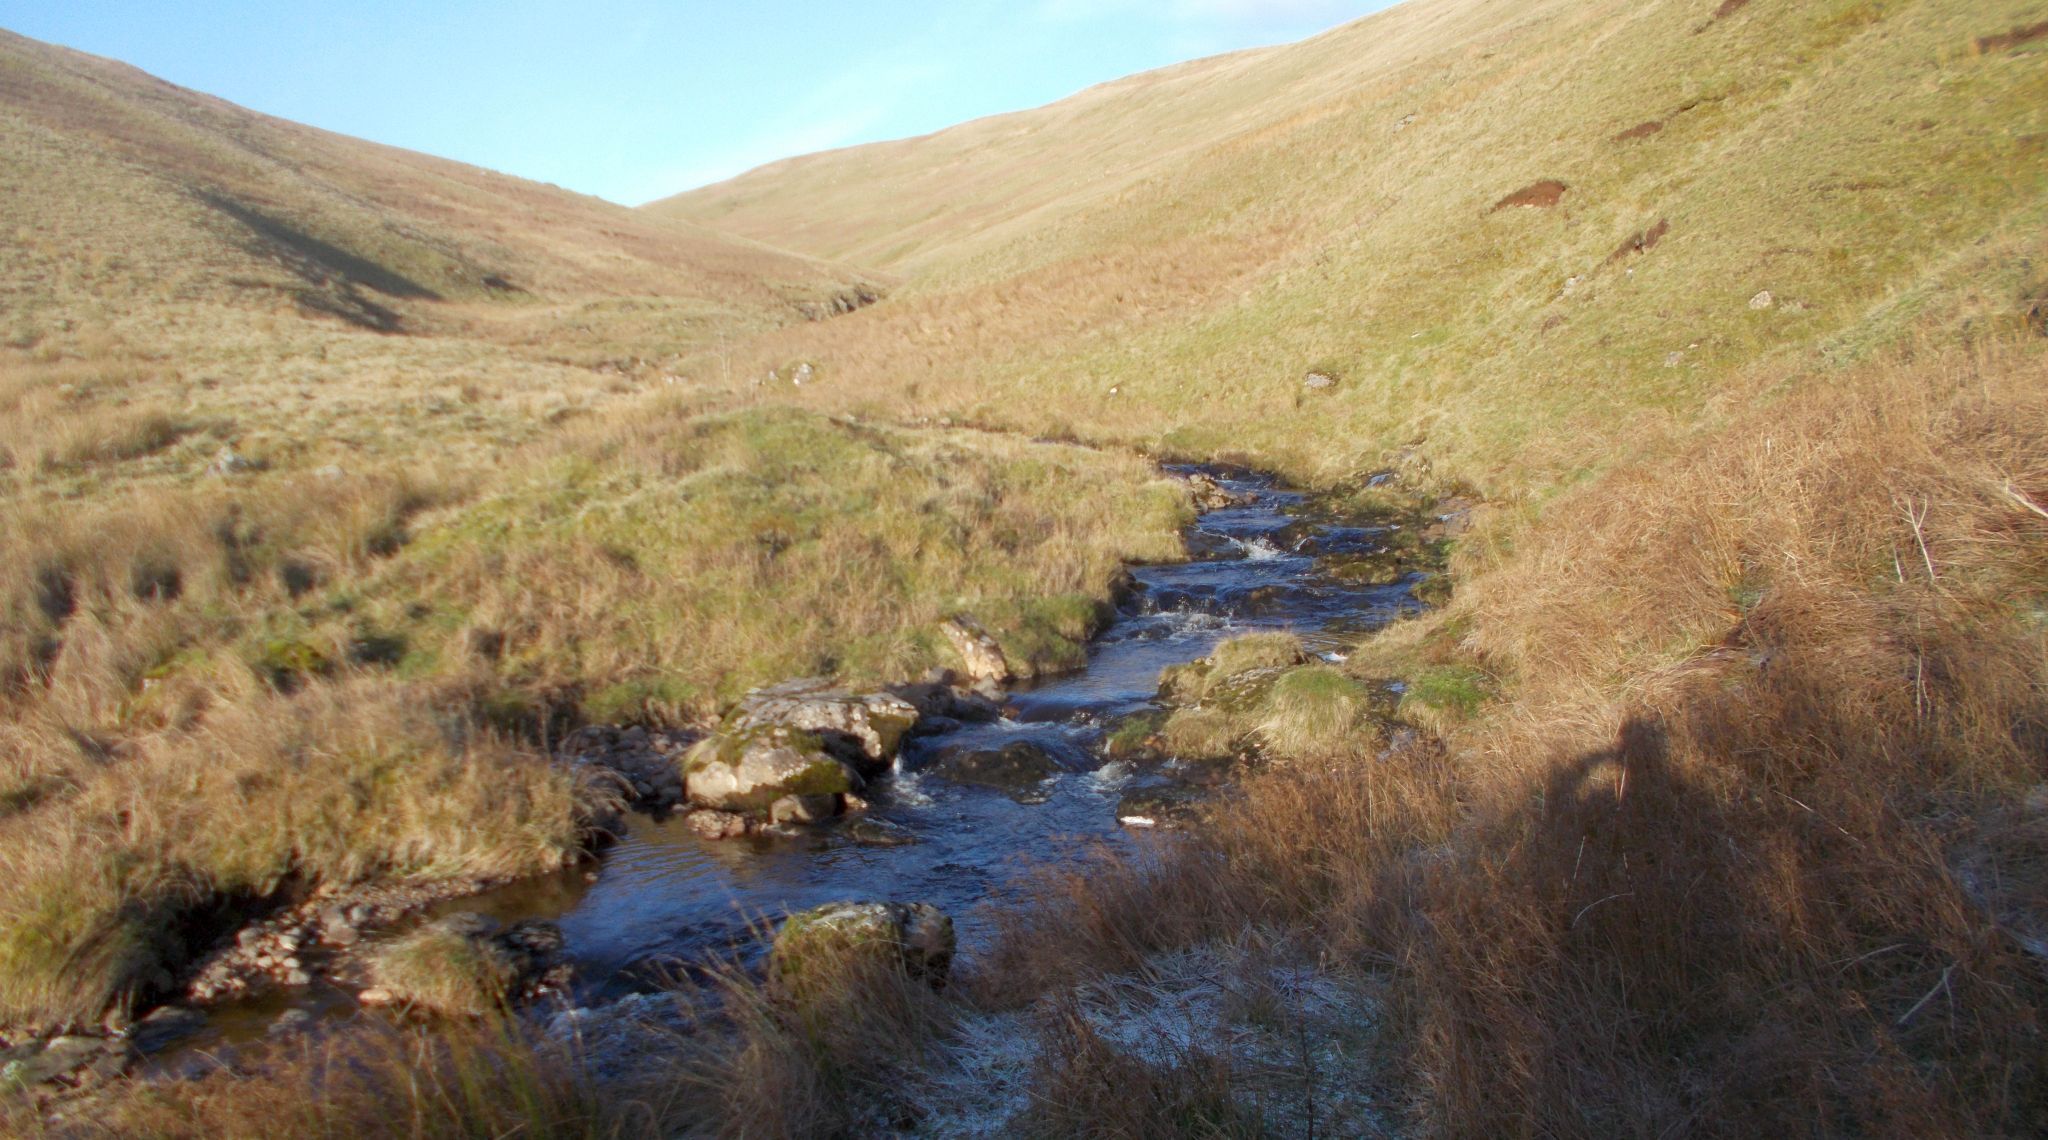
[
  {"x1": 928, "y1": 739, "x2": 1071, "y2": 799},
  {"x1": 843, "y1": 817, "x2": 920, "y2": 847},
  {"x1": 683, "y1": 808, "x2": 753, "y2": 840},
  {"x1": 769, "y1": 902, "x2": 956, "y2": 1005}
]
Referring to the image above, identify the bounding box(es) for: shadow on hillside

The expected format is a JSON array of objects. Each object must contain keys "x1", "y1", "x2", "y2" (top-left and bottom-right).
[
  {"x1": 197, "y1": 191, "x2": 440, "y2": 331},
  {"x1": 1411, "y1": 666, "x2": 2048, "y2": 1136}
]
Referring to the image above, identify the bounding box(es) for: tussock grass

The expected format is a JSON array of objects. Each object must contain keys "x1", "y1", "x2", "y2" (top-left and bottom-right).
[
  {"x1": 376, "y1": 404, "x2": 1187, "y2": 720},
  {"x1": 0, "y1": 681, "x2": 602, "y2": 1030},
  {"x1": 1256, "y1": 665, "x2": 1376, "y2": 762},
  {"x1": 8, "y1": 1023, "x2": 658, "y2": 1139},
  {"x1": 0, "y1": 385, "x2": 1179, "y2": 1032},
  {"x1": 367, "y1": 919, "x2": 524, "y2": 1020},
  {"x1": 1206, "y1": 632, "x2": 1306, "y2": 681},
  {"x1": 971, "y1": 343, "x2": 2048, "y2": 1134}
]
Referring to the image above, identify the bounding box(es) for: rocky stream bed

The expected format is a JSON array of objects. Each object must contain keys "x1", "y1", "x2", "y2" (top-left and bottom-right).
[{"x1": 4, "y1": 467, "x2": 1457, "y2": 1101}]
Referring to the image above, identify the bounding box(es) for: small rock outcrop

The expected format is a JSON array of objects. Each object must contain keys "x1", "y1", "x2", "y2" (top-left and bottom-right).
[
  {"x1": 768, "y1": 902, "x2": 956, "y2": 1005},
  {"x1": 362, "y1": 912, "x2": 567, "y2": 1017},
  {"x1": 0, "y1": 1034, "x2": 133, "y2": 1090},
  {"x1": 941, "y1": 616, "x2": 1011, "y2": 686},
  {"x1": 726, "y1": 679, "x2": 920, "y2": 777},
  {"x1": 682, "y1": 725, "x2": 863, "y2": 816},
  {"x1": 558, "y1": 724, "x2": 695, "y2": 807},
  {"x1": 1183, "y1": 472, "x2": 1249, "y2": 511}
]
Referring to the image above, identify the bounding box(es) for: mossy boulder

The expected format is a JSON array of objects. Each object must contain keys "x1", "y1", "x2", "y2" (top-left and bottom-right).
[
  {"x1": 1203, "y1": 666, "x2": 1290, "y2": 717},
  {"x1": 726, "y1": 679, "x2": 920, "y2": 778},
  {"x1": 1103, "y1": 709, "x2": 1169, "y2": 761},
  {"x1": 364, "y1": 913, "x2": 566, "y2": 1017},
  {"x1": 1316, "y1": 552, "x2": 1409, "y2": 586},
  {"x1": 682, "y1": 724, "x2": 860, "y2": 815},
  {"x1": 768, "y1": 901, "x2": 955, "y2": 1008}
]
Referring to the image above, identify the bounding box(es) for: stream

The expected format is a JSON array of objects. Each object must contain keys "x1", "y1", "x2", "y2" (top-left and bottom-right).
[{"x1": 161, "y1": 467, "x2": 1428, "y2": 1062}]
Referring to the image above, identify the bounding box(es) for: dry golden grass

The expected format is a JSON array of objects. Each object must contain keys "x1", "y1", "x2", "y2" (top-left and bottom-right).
[
  {"x1": 968, "y1": 342, "x2": 2048, "y2": 1135},
  {"x1": 0, "y1": 365, "x2": 1182, "y2": 1033},
  {"x1": 4, "y1": 0, "x2": 2047, "y2": 1133},
  {"x1": 664, "y1": 0, "x2": 2048, "y2": 492}
]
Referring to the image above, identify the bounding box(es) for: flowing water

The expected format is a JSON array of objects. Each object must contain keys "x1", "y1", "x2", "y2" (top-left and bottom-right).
[
  {"x1": 161, "y1": 468, "x2": 1427, "y2": 1059},
  {"x1": 478, "y1": 467, "x2": 1425, "y2": 996}
]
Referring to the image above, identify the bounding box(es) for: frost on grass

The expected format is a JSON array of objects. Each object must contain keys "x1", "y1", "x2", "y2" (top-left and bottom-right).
[{"x1": 905, "y1": 939, "x2": 1401, "y2": 1137}]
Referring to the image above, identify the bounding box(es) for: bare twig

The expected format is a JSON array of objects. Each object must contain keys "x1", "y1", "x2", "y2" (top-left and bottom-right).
[
  {"x1": 1896, "y1": 495, "x2": 1937, "y2": 582},
  {"x1": 1897, "y1": 963, "x2": 1955, "y2": 1028},
  {"x1": 1570, "y1": 892, "x2": 1633, "y2": 929},
  {"x1": 2005, "y1": 481, "x2": 2048, "y2": 523}
]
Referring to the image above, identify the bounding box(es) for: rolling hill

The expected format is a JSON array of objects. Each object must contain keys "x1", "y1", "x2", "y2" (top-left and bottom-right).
[
  {"x1": 658, "y1": 0, "x2": 2048, "y2": 489},
  {"x1": 5, "y1": 1, "x2": 2048, "y2": 1134},
  {"x1": 0, "y1": 27, "x2": 867, "y2": 335}
]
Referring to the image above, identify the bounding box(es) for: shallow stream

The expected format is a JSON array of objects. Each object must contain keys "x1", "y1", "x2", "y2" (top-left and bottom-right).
[{"x1": 169, "y1": 467, "x2": 1427, "y2": 1056}]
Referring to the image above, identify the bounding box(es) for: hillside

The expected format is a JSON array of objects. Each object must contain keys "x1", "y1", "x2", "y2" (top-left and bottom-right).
[
  {"x1": 7, "y1": 2, "x2": 2048, "y2": 1136},
  {"x1": 0, "y1": 28, "x2": 864, "y2": 333},
  {"x1": 0, "y1": 27, "x2": 888, "y2": 492},
  {"x1": 663, "y1": 0, "x2": 2048, "y2": 490}
]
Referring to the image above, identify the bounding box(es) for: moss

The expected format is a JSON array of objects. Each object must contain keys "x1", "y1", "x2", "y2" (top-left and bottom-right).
[
  {"x1": 1259, "y1": 666, "x2": 1376, "y2": 761},
  {"x1": 1104, "y1": 710, "x2": 1169, "y2": 760},
  {"x1": 250, "y1": 636, "x2": 330, "y2": 692},
  {"x1": 783, "y1": 757, "x2": 857, "y2": 798},
  {"x1": 1399, "y1": 665, "x2": 1494, "y2": 728}
]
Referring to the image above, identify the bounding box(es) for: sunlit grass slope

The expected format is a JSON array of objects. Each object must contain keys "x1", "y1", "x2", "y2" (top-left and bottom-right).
[
  {"x1": 0, "y1": 398, "x2": 1183, "y2": 1030},
  {"x1": 663, "y1": 0, "x2": 2048, "y2": 490},
  {"x1": 0, "y1": 27, "x2": 1184, "y2": 1034}
]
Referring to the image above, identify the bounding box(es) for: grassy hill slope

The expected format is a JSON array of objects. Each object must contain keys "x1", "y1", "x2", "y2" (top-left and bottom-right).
[
  {"x1": 639, "y1": 1, "x2": 2048, "y2": 1134},
  {"x1": 664, "y1": 0, "x2": 2048, "y2": 490},
  {"x1": 0, "y1": 28, "x2": 862, "y2": 332},
  {"x1": 0, "y1": 29, "x2": 1184, "y2": 1042}
]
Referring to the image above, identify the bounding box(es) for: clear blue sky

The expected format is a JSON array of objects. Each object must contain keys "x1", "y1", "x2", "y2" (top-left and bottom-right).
[{"x1": 1, "y1": 1, "x2": 1389, "y2": 205}]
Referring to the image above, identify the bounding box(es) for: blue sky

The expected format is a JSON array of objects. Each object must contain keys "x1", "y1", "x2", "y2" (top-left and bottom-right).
[{"x1": 1, "y1": 1, "x2": 1389, "y2": 205}]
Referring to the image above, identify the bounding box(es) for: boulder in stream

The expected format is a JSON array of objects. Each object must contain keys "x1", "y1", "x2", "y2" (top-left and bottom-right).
[
  {"x1": 1184, "y1": 471, "x2": 1250, "y2": 510},
  {"x1": 682, "y1": 725, "x2": 863, "y2": 815},
  {"x1": 727, "y1": 680, "x2": 920, "y2": 777},
  {"x1": 769, "y1": 901, "x2": 955, "y2": 1007},
  {"x1": 927, "y1": 738, "x2": 1071, "y2": 800}
]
